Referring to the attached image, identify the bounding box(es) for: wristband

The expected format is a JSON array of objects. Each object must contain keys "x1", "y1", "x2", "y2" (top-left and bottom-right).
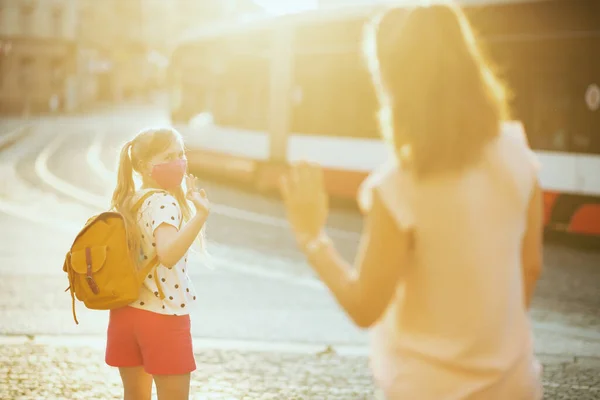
[{"x1": 300, "y1": 232, "x2": 332, "y2": 257}]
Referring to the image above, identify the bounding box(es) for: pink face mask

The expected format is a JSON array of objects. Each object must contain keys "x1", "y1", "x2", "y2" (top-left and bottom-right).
[{"x1": 150, "y1": 159, "x2": 187, "y2": 190}]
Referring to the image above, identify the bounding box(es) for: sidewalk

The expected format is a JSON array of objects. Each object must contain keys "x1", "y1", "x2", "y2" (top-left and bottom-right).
[
  {"x1": 1, "y1": 338, "x2": 373, "y2": 400},
  {"x1": 1, "y1": 338, "x2": 599, "y2": 400}
]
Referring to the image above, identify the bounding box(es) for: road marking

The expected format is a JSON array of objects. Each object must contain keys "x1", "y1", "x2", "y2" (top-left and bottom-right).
[
  {"x1": 0, "y1": 197, "x2": 80, "y2": 235},
  {"x1": 210, "y1": 255, "x2": 325, "y2": 291},
  {"x1": 36, "y1": 133, "x2": 109, "y2": 209},
  {"x1": 86, "y1": 130, "x2": 361, "y2": 241},
  {"x1": 0, "y1": 127, "x2": 93, "y2": 233},
  {"x1": 86, "y1": 129, "x2": 114, "y2": 185},
  {"x1": 0, "y1": 124, "x2": 33, "y2": 151}
]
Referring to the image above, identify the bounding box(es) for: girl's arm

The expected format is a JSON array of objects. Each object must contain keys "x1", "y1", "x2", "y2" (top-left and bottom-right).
[
  {"x1": 143, "y1": 192, "x2": 208, "y2": 269},
  {"x1": 154, "y1": 211, "x2": 207, "y2": 268}
]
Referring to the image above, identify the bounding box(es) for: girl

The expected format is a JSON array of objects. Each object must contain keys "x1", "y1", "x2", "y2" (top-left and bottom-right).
[
  {"x1": 106, "y1": 127, "x2": 209, "y2": 400},
  {"x1": 281, "y1": 3, "x2": 543, "y2": 400}
]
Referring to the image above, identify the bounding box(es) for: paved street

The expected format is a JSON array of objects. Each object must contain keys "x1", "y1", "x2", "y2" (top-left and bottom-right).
[{"x1": 1, "y1": 106, "x2": 599, "y2": 399}]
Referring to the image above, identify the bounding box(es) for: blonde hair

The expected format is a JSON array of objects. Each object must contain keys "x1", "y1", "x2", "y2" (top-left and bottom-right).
[
  {"x1": 364, "y1": 2, "x2": 508, "y2": 178},
  {"x1": 111, "y1": 127, "x2": 205, "y2": 266}
]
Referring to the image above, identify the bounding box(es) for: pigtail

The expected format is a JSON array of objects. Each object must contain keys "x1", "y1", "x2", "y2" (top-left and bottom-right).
[{"x1": 111, "y1": 141, "x2": 142, "y2": 263}]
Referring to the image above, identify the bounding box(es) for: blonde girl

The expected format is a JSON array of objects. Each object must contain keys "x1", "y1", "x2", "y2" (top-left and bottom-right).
[{"x1": 105, "y1": 127, "x2": 209, "y2": 400}]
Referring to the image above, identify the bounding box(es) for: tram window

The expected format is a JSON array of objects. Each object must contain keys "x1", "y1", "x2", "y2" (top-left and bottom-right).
[
  {"x1": 520, "y1": 35, "x2": 599, "y2": 155},
  {"x1": 589, "y1": 113, "x2": 600, "y2": 155},
  {"x1": 174, "y1": 41, "x2": 224, "y2": 121},
  {"x1": 175, "y1": 33, "x2": 271, "y2": 131},
  {"x1": 581, "y1": 37, "x2": 600, "y2": 155},
  {"x1": 523, "y1": 80, "x2": 600, "y2": 155},
  {"x1": 522, "y1": 76, "x2": 575, "y2": 152},
  {"x1": 291, "y1": 50, "x2": 379, "y2": 139},
  {"x1": 213, "y1": 54, "x2": 269, "y2": 130},
  {"x1": 529, "y1": 97, "x2": 571, "y2": 152},
  {"x1": 291, "y1": 16, "x2": 379, "y2": 139}
]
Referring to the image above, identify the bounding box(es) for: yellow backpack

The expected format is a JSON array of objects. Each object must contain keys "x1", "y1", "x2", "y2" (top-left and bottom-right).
[{"x1": 63, "y1": 189, "x2": 167, "y2": 324}]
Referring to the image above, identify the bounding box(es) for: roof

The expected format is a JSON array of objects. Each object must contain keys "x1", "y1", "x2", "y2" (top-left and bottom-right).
[{"x1": 175, "y1": 4, "x2": 379, "y2": 46}]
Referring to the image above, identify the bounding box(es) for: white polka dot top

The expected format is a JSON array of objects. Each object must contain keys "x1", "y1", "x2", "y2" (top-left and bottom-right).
[{"x1": 128, "y1": 191, "x2": 197, "y2": 315}]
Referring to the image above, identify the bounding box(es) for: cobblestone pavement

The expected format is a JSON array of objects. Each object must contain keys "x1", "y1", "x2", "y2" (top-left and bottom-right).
[
  {"x1": 1, "y1": 342, "x2": 374, "y2": 400},
  {"x1": 1, "y1": 341, "x2": 599, "y2": 400}
]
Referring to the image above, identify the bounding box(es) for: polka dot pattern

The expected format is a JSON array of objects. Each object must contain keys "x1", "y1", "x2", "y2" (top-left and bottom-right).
[{"x1": 131, "y1": 192, "x2": 197, "y2": 315}]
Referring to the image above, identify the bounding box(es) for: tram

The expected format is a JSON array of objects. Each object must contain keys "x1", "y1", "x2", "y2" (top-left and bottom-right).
[{"x1": 168, "y1": 0, "x2": 600, "y2": 236}]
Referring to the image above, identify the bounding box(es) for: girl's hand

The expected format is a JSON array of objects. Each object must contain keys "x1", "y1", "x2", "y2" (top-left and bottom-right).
[
  {"x1": 185, "y1": 174, "x2": 210, "y2": 215},
  {"x1": 280, "y1": 162, "x2": 329, "y2": 242}
]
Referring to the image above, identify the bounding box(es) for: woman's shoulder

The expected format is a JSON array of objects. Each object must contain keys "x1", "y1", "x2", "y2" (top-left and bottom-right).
[
  {"x1": 358, "y1": 159, "x2": 416, "y2": 228},
  {"x1": 498, "y1": 121, "x2": 541, "y2": 172},
  {"x1": 357, "y1": 158, "x2": 405, "y2": 213},
  {"x1": 500, "y1": 121, "x2": 528, "y2": 145}
]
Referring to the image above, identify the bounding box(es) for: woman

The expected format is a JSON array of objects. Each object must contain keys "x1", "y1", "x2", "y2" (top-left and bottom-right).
[
  {"x1": 106, "y1": 127, "x2": 209, "y2": 400},
  {"x1": 281, "y1": 3, "x2": 544, "y2": 399}
]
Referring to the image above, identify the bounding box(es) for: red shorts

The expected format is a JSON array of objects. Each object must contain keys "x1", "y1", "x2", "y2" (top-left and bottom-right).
[{"x1": 105, "y1": 306, "x2": 196, "y2": 375}]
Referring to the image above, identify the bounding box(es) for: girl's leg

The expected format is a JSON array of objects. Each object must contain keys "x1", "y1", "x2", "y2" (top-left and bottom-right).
[
  {"x1": 119, "y1": 366, "x2": 153, "y2": 400},
  {"x1": 137, "y1": 312, "x2": 195, "y2": 399},
  {"x1": 154, "y1": 373, "x2": 191, "y2": 400},
  {"x1": 107, "y1": 308, "x2": 150, "y2": 399}
]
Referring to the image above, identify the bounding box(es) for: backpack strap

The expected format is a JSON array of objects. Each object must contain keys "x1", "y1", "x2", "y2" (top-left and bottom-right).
[
  {"x1": 155, "y1": 273, "x2": 166, "y2": 299},
  {"x1": 131, "y1": 189, "x2": 166, "y2": 213},
  {"x1": 63, "y1": 253, "x2": 79, "y2": 325},
  {"x1": 137, "y1": 254, "x2": 160, "y2": 284},
  {"x1": 135, "y1": 255, "x2": 166, "y2": 299}
]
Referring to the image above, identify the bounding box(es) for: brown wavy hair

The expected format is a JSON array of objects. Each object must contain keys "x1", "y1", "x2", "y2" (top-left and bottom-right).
[{"x1": 364, "y1": 3, "x2": 508, "y2": 178}]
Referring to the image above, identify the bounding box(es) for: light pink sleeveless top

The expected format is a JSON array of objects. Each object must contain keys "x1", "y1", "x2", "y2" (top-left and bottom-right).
[{"x1": 360, "y1": 124, "x2": 543, "y2": 400}]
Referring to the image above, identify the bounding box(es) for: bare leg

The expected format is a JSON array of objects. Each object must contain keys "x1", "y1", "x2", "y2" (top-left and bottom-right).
[
  {"x1": 154, "y1": 373, "x2": 191, "y2": 400},
  {"x1": 119, "y1": 366, "x2": 153, "y2": 400}
]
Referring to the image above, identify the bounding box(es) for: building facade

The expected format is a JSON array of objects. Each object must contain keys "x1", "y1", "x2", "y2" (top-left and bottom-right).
[
  {"x1": 138, "y1": 0, "x2": 264, "y2": 96},
  {"x1": 0, "y1": 0, "x2": 266, "y2": 113},
  {"x1": 76, "y1": 0, "x2": 149, "y2": 104},
  {"x1": 0, "y1": 0, "x2": 78, "y2": 114}
]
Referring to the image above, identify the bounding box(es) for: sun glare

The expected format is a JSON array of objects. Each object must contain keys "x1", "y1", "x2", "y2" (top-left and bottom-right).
[{"x1": 254, "y1": 0, "x2": 319, "y2": 15}]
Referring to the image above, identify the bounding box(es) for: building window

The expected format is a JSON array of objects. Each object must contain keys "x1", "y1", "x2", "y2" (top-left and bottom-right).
[
  {"x1": 0, "y1": 56, "x2": 4, "y2": 88},
  {"x1": 51, "y1": 7, "x2": 63, "y2": 37},
  {"x1": 0, "y1": 2, "x2": 4, "y2": 34},
  {"x1": 20, "y1": 3, "x2": 35, "y2": 36},
  {"x1": 19, "y1": 57, "x2": 34, "y2": 89},
  {"x1": 51, "y1": 58, "x2": 63, "y2": 89}
]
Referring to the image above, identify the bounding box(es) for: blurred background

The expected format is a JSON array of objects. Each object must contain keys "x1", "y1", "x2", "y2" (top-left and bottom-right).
[
  {"x1": 0, "y1": 1, "x2": 599, "y2": 398},
  {"x1": 0, "y1": 0, "x2": 329, "y2": 115}
]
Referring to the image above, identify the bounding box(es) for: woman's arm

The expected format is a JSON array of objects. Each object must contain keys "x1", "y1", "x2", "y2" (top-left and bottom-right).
[{"x1": 303, "y1": 189, "x2": 411, "y2": 328}]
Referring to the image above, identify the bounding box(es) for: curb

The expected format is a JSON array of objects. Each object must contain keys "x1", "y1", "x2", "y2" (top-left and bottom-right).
[
  {"x1": 2, "y1": 335, "x2": 600, "y2": 367},
  {"x1": 0, "y1": 334, "x2": 369, "y2": 357},
  {"x1": 0, "y1": 124, "x2": 33, "y2": 153}
]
